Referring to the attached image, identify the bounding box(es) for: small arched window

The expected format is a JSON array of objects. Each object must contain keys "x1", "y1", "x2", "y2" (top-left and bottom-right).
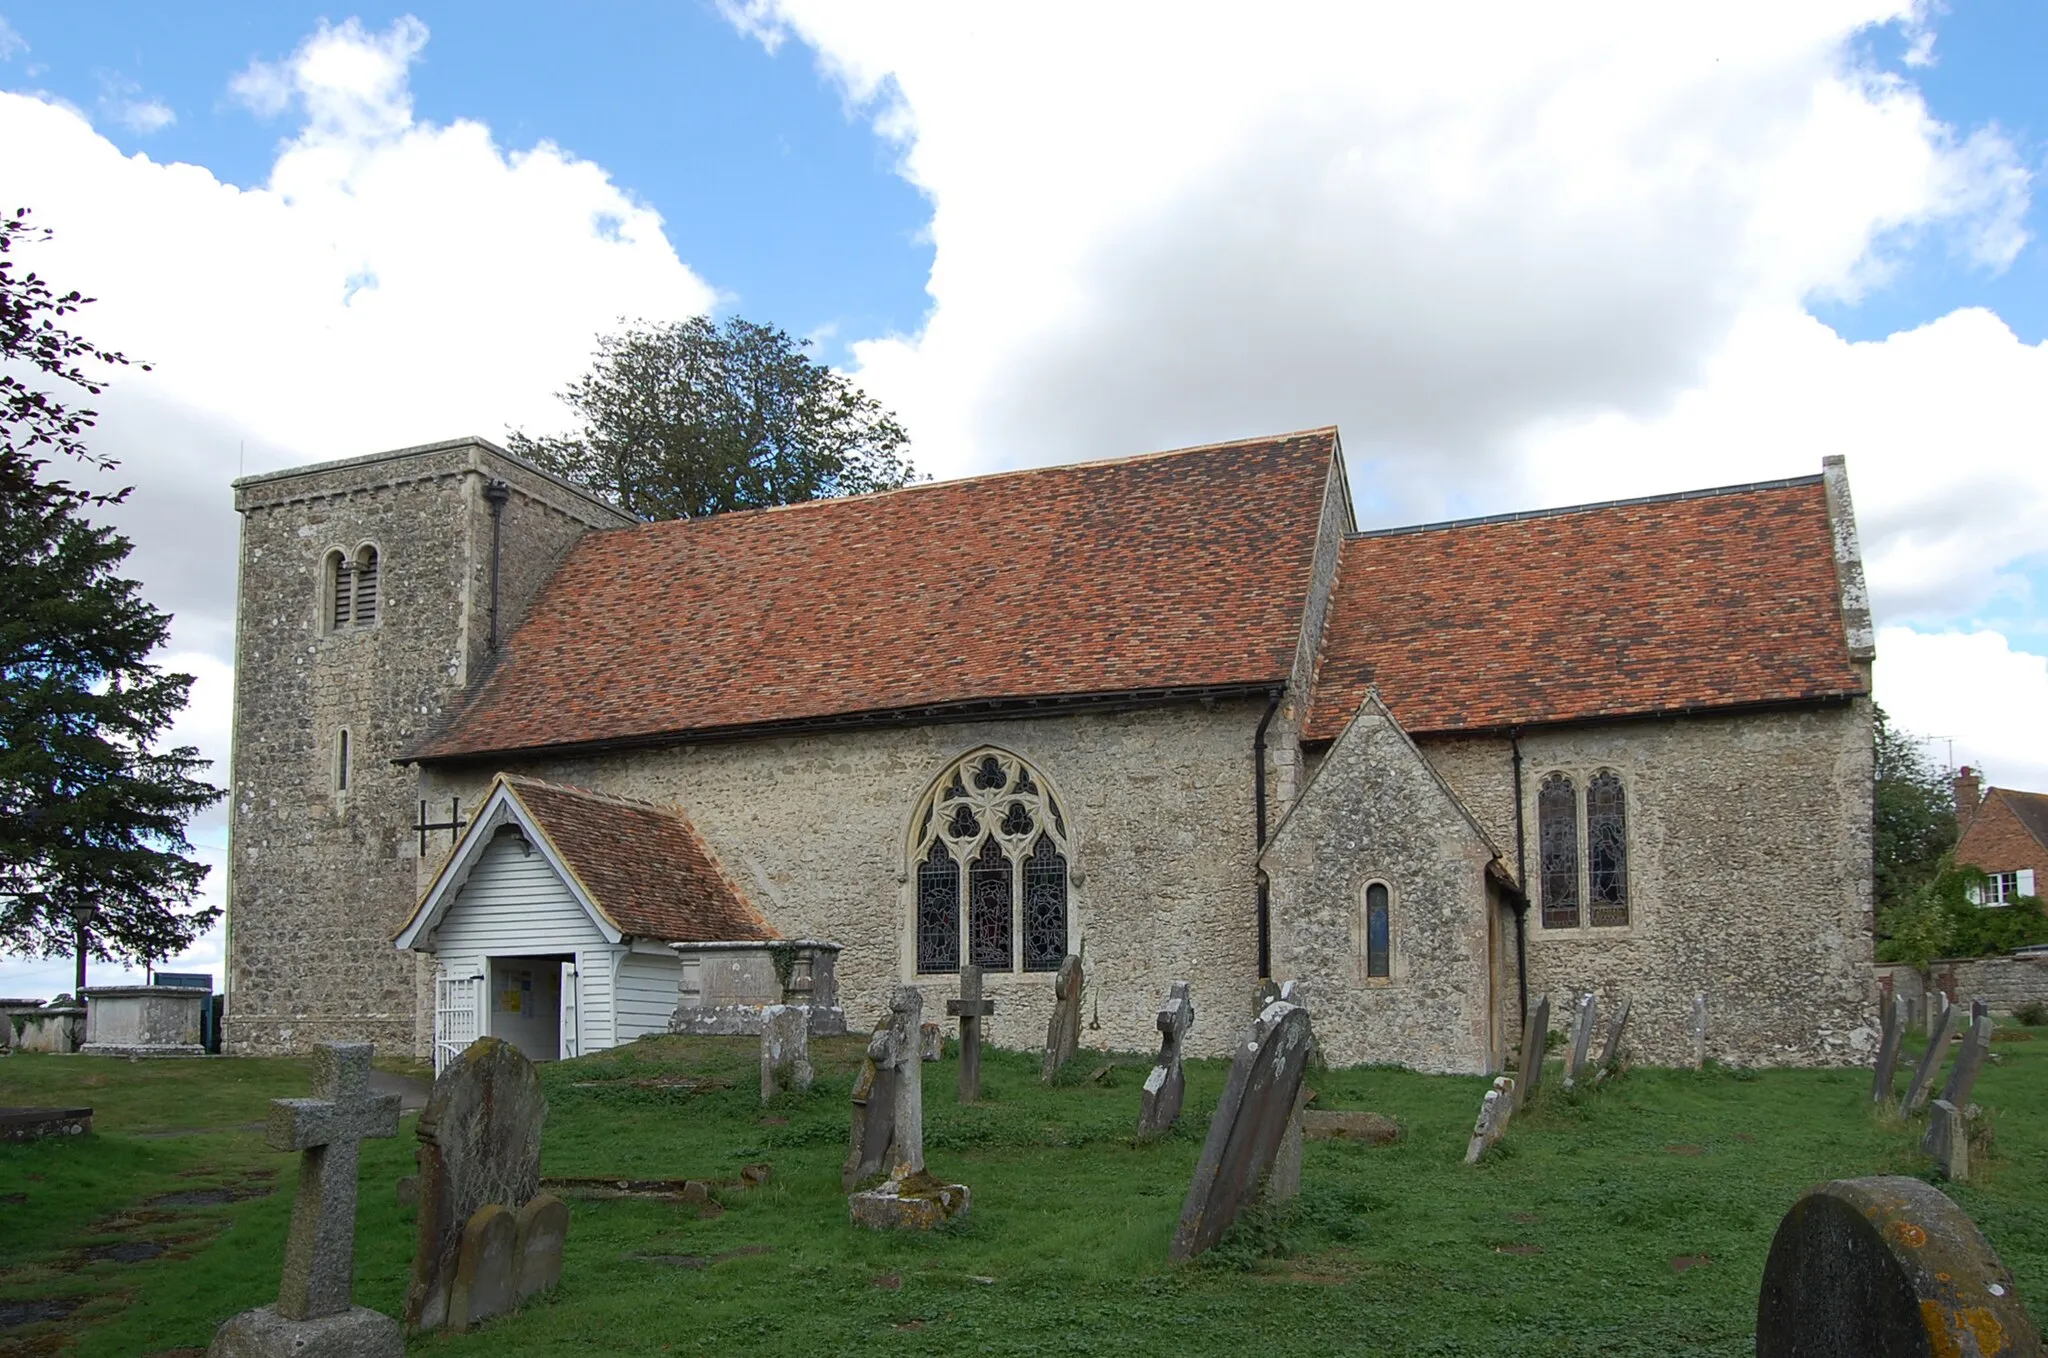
[
  {"x1": 911, "y1": 748, "x2": 1071, "y2": 974},
  {"x1": 352, "y1": 546, "x2": 379, "y2": 625},
  {"x1": 1538, "y1": 773, "x2": 1579, "y2": 929},
  {"x1": 326, "y1": 550, "x2": 353, "y2": 631},
  {"x1": 1586, "y1": 770, "x2": 1629, "y2": 926},
  {"x1": 1364, "y1": 882, "x2": 1391, "y2": 979},
  {"x1": 335, "y1": 728, "x2": 350, "y2": 793}
]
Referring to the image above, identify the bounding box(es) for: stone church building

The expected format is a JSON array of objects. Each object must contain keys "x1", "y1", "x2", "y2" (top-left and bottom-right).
[{"x1": 224, "y1": 427, "x2": 1878, "y2": 1071}]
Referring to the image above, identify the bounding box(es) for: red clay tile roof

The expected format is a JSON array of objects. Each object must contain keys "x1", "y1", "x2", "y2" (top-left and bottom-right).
[
  {"x1": 1303, "y1": 477, "x2": 1869, "y2": 740},
  {"x1": 413, "y1": 430, "x2": 1339, "y2": 761},
  {"x1": 1988, "y1": 789, "x2": 2048, "y2": 854},
  {"x1": 506, "y1": 777, "x2": 775, "y2": 942}
]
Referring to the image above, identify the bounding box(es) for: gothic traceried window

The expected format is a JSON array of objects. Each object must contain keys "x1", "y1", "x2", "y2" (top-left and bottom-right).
[
  {"x1": 1586, "y1": 770, "x2": 1629, "y2": 927},
  {"x1": 1539, "y1": 773, "x2": 1579, "y2": 929},
  {"x1": 911, "y1": 748, "x2": 1073, "y2": 975},
  {"x1": 1365, "y1": 882, "x2": 1391, "y2": 979}
]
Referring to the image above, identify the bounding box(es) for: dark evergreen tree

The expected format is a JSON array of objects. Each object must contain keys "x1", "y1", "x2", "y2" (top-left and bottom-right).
[{"x1": 507, "y1": 315, "x2": 920, "y2": 521}]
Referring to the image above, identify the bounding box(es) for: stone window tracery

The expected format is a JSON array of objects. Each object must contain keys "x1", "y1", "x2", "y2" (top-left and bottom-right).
[
  {"x1": 1538, "y1": 773, "x2": 1579, "y2": 929},
  {"x1": 912, "y1": 748, "x2": 1072, "y2": 975}
]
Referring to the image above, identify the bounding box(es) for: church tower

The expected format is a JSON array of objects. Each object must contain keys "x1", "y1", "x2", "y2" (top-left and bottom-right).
[{"x1": 225, "y1": 439, "x2": 633, "y2": 1054}]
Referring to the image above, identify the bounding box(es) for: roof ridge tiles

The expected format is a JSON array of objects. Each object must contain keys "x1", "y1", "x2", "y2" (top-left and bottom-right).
[
  {"x1": 1350, "y1": 472, "x2": 1825, "y2": 540},
  {"x1": 500, "y1": 773, "x2": 681, "y2": 816}
]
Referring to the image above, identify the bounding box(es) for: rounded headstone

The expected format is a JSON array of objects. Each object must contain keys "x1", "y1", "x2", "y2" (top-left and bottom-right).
[
  {"x1": 1757, "y1": 1175, "x2": 2040, "y2": 1357},
  {"x1": 514, "y1": 1193, "x2": 569, "y2": 1300},
  {"x1": 449, "y1": 1203, "x2": 518, "y2": 1329}
]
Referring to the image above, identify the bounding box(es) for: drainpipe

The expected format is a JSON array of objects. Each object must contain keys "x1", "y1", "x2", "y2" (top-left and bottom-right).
[
  {"x1": 484, "y1": 479, "x2": 511, "y2": 652},
  {"x1": 1510, "y1": 729, "x2": 1529, "y2": 1027},
  {"x1": 1254, "y1": 689, "x2": 1282, "y2": 980}
]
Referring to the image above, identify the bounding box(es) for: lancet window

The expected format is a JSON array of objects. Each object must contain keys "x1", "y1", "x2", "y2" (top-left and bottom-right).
[
  {"x1": 1536, "y1": 768, "x2": 1630, "y2": 929},
  {"x1": 912, "y1": 749, "x2": 1071, "y2": 975},
  {"x1": 1585, "y1": 770, "x2": 1629, "y2": 927},
  {"x1": 1538, "y1": 773, "x2": 1580, "y2": 929},
  {"x1": 1364, "y1": 882, "x2": 1391, "y2": 979}
]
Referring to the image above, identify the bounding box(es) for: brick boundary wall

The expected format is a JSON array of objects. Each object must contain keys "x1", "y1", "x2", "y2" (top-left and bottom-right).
[{"x1": 1876, "y1": 955, "x2": 2048, "y2": 1017}]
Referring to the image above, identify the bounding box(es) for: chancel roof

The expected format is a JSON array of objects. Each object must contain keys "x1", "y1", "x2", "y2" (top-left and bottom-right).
[
  {"x1": 410, "y1": 429, "x2": 1340, "y2": 762},
  {"x1": 1302, "y1": 476, "x2": 1870, "y2": 740}
]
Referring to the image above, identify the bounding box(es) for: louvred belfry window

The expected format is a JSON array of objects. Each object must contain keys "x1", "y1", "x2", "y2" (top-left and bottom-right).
[
  {"x1": 353, "y1": 546, "x2": 379, "y2": 625},
  {"x1": 912, "y1": 749, "x2": 1072, "y2": 975},
  {"x1": 1538, "y1": 773, "x2": 1579, "y2": 929},
  {"x1": 328, "y1": 551, "x2": 353, "y2": 630},
  {"x1": 1586, "y1": 770, "x2": 1629, "y2": 927}
]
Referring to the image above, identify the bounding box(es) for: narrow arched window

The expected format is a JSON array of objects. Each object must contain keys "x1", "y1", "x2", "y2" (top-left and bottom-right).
[
  {"x1": 353, "y1": 546, "x2": 380, "y2": 625},
  {"x1": 335, "y1": 728, "x2": 350, "y2": 793},
  {"x1": 1538, "y1": 773, "x2": 1579, "y2": 929},
  {"x1": 326, "y1": 550, "x2": 353, "y2": 631},
  {"x1": 911, "y1": 748, "x2": 1071, "y2": 975},
  {"x1": 1586, "y1": 770, "x2": 1629, "y2": 926},
  {"x1": 1364, "y1": 882, "x2": 1391, "y2": 979}
]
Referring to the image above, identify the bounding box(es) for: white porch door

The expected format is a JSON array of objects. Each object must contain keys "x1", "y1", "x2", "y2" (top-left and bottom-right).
[
  {"x1": 559, "y1": 961, "x2": 580, "y2": 1061},
  {"x1": 434, "y1": 972, "x2": 481, "y2": 1074}
]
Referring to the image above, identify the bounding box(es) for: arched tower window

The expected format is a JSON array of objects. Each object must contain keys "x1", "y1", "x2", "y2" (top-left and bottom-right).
[
  {"x1": 911, "y1": 748, "x2": 1071, "y2": 975},
  {"x1": 335, "y1": 728, "x2": 350, "y2": 793},
  {"x1": 352, "y1": 545, "x2": 380, "y2": 625},
  {"x1": 1538, "y1": 773, "x2": 1579, "y2": 929},
  {"x1": 1586, "y1": 770, "x2": 1629, "y2": 927},
  {"x1": 1364, "y1": 881, "x2": 1391, "y2": 979},
  {"x1": 326, "y1": 550, "x2": 353, "y2": 631}
]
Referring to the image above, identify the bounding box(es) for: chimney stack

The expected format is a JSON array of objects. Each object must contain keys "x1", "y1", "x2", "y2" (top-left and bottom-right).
[{"x1": 1952, "y1": 765, "x2": 1983, "y2": 832}]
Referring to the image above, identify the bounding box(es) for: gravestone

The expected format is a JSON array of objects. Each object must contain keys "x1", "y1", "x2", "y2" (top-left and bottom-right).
[
  {"x1": 1514, "y1": 995, "x2": 1550, "y2": 1110},
  {"x1": 1563, "y1": 993, "x2": 1598, "y2": 1088},
  {"x1": 841, "y1": 1020, "x2": 897, "y2": 1190},
  {"x1": 850, "y1": 987, "x2": 970, "y2": 1229},
  {"x1": 1928, "y1": 990, "x2": 1949, "y2": 1038},
  {"x1": 1267, "y1": 990, "x2": 1314, "y2": 1203},
  {"x1": 206, "y1": 1043, "x2": 402, "y2": 1358},
  {"x1": 1138, "y1": 981, "x2": 1195, "y2": 1140},
  {"x1": 758, "y1": 1004, "x2": 813, "y2": 1104},
  {"x1": 1871, "y1": 993, "x2": 1906, "y2": 1104},
  {"x1": 447, "y1": 1203, "x2": 516, "y2": 1330},
  {"x1": 920, "y1": 1021, "x2": 944, "y2": 1062},
  {"x1": 946, "y1": 965, "x2": 996, "y2": 1103},
  {"x1": 1922, "y1": 1099, "x2": 1971, "y2": 1181},
  {"x1": 1463, "y1": 1076, "x2": 1515, "y2": 1165},
  {"x1": 1690, "y1": 993, "x2": 1707, "y2": 1070},
  {"x1": 1169, "y1": 1000, "x2": 1312, "y2": 1262},
  {"x1": 1756, "y1": 1175, "x2": 2037, "y2": 1355},
  {"x1": 404, "y1": 1037, "x2": 547, "y2": 1333},
  {"x1": 1939, "y1": 1001, "x2": 1993, "y2": 1109},
  {"x1": 1591, "y1": 996, "x2": 1631, "y2": 1084},
  {"x1": 1042, "y1": 954, "x2": 1085, "y2": 1083},
  {"x1": 1903, "y1": 1000, "x2": 1965, "y2": 1114},
  {"x1": 514, "y1": 1194, "x2": 568, "y2": 1300}
]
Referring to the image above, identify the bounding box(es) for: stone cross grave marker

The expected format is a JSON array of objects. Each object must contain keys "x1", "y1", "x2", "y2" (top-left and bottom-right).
[
  {"x1": 946, "y1": 964, "x2": 996, "y2": 1103},
  {"x1": 849, "y1": 986, "x2": 971, "y2": 1229},
  {"x1": 1756, "y1": 1175, "x2": 2036, "y2": 1355},
  {"x1": 1042, "y1": 953, "x2": 1085, "y2": 1083},
  {"x1": 403, "y1": 1037, "x2": 547, "y2": 1333},
  {"x1": 1592, "y1": 996, "x2": 1632, "y2": 1085},
  {"x1": 207, "y1": 1042, "x2": 401, "y2": 1358},
  {"x1": 1169, "y1": 1000, "x2": 1312, "y2": 1262},
  {"x1": 1940, "y1": 1001, "x2": 1993, "y2": 1110},
  {"x1": 1464, "y1": 1076, "x2": 1515, "y2": 1165},
  {"x1": 1513, "y1": 994, "x2": 1550, "y2": 1110},
  {"x1": 1138, "y1": 981, "x2": 1195, "y2": 1140},
  {"x1": 841, "y1": 1019, "x2": 897, "y2": 1189},
  {"x1": 759, "y1": 1003, "x2": 813, "y2": 1104},
  {"x1": 1871, "y1": 993, "x2": 1906, "y2": 1104},
  {"x1": 1903, "y1": 999, "x2": 1965, "y2": 1114},
  {"x1": 1690, "y1": 993, "x2": 1707, "y2": 1070},
  {"x1": 1563, "y1": 993, "x2": 1598, "y2": 1088},
  {"x1": 1923, "y1": 1099, "x2": 1970, "y2": 1182}
]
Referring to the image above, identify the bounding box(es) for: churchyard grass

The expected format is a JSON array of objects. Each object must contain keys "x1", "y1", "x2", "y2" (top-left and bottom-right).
[{"x1": 5, "y1": 1026, "x2": 2048, "y2": 1356}]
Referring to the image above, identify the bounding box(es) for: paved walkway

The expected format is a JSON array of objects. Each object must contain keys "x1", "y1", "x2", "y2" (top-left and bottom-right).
[{"x1": 370, "y1": 1067, "x2": 431, "y2": 1113}]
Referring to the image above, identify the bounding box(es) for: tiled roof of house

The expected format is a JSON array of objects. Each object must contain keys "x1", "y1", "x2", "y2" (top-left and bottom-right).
[
  {"x1": 1302, "y1": 476, "x2": 1868, "y2": 740},
  {"x1": 506, "y1": 777, "x2": 775, "y2": 943},
  {"x1": 412, "y1": 429, "x2": 1339, "y2": 761},
  {"x1": 1988, "y1": 788, "x2": 2048, "y2": 853}
]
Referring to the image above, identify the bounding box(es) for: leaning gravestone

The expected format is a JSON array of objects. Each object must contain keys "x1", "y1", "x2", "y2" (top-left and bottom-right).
[
  {"x1": 842, "y1": 1019, "x2": 897, "y2": 1190},
  {"x1": 1042, "y1": 953, "x2": 1085, "y2": 1083},
  {"x1": 1940, "y1": 1001, "x2": 1993, "y2": 1110},
  {"x1": 759, "y1": 1003, "x2": 813, "y2": 1104},
  {"x1": 1756, "y1": 1175, "x2": 2038, "y2": 1355},
  {"x1": 1138, "y1": 981, "x2": 1195, "y2": 1140},
  {"x1": 1266, "y1": 989, "x2": 1313, "y2": 1204},
  {"x1": 947, "y1": 965, "x2": 996, "y2": 1103},
  {"x1": 1871, "y1": 993, "x2": 1906, "y2": 1105},
  {"x1": 1169, "y1": 1000, "x2": 1312, "y2": 1262},
  {"x1": 1563, "y1": 993, "x2": 1598, "y2": 1088},
  {"x1": 849, "y1": 987, "x2": 969, "y2": 1229},
  {"x1": 1514, "y1": 995, "x2": 1550, "y2": 1110},
  {"x1": 1592, "y1": 996, "x2": 1631, "y2": 1085},
  {"x1": 1923, "y1": 1099, "x2": 1970, "y2": 1182},
  {"x1": 207, "y1": 1043, "x2": 402, "y2": 1357},
  {"x1": 404, "y1": 1037, "x2": 548, "y2": 1333},
  {"x1": 1464, "y1": 1076, "x2": 1515, "y2": 1165},
  {"x1": 1903, "y1": 1000, "x2": 1965, "y2": 1113}
]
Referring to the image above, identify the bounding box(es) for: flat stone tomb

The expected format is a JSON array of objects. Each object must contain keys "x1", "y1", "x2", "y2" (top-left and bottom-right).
[
  {"x1": 1042, "y1": 954, "x2": 1085, "y2": 1084},
  {"x1": 1170, "y1": 1000, "x2": 1312, "y2": 1262},
  {"x1": 1137, "y1": 981, "x2": 1195, "y2": 1140},
  {"x1": 1870, "y1": 994, "x2": 1906, "y2": 1104},
  {"x1": 206, "y1": 1042, "x2": 402, "y2": 1358},
  {"x1": 1902, "y1": 1001, "x2": 1965, "y2": 1113},
  {"x1": 945, "y1": 965, "x2": 996, "y2": 1104},
  {"x1": 1514, "y1": 995, "x2": 1549, "y2": 1110},
  {"x1": 759, "y1": 1004, "x2": 813, "y2": 1104},
  {"x1": 0, "y1": 1107, "x2": 93, "y2": 1141},
  {"x1": 1756, "y1": 1175, "x2": 2037, "y2": 1355},
  {"x1": 850, "y1": 987, "x2": 970, "y2": 1230}
]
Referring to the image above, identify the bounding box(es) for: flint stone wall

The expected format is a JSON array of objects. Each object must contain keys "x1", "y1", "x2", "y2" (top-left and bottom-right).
[
  {"x1": 1878, "y1": 955, "x2": 2048, "y2": 1018},
  {"x1": 227, "y1": 439, "x2": 630, "y2": 1055}
]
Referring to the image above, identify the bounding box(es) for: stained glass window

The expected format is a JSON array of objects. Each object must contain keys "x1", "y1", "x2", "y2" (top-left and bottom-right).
[
  {"x1": 1586, "y1": 771, "x2": 1629, "y2": 927},
  {"x1": 1365, "y1": 882, "x2": 1390, "y2": 979},
  {"x1": 909, "y1": 748, "x2": 1072, "y2": 975},
  {"x1": 1539, "y1": 773, "x2": 1579, "y2": 929}
]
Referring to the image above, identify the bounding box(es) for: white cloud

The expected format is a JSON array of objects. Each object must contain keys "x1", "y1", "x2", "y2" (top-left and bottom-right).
[
  {"x1": 1875, "y1": 626, "x2": 2048, "y2": 793},
  {"x1": 97, "y1": 73, "x2": 176, "y2": 134},
  {"x1": 0, "y1": 16, "x2": 26, "y2": 63}
]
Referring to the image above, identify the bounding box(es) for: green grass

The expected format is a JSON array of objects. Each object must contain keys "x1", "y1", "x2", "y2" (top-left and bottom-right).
[{"x1": 4, "y1": 1027, "x2": 2047, "y2": 1356}]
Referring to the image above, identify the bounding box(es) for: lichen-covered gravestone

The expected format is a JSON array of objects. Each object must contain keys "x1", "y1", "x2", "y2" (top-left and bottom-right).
[
  {"x1": 207, "y1": 1043, "x2": 402, "y2": 1357},
  {"x1": 842, "y1": 1019, "x2": 897, "y2": 1190},
  {"x1": 759, "y1": 1004, "x2": 813, "y2": 1104},
  {"x1": 1871, "y1": 993, "x2": 1906, "y2": 1104},
  {"x1": 404, "y1": 1037, "x2": 549, "y2": 1333},
  {"x1": 1463, "y1": 1076, "x2": 1515, "y2": 1165},
  {"x1": 1138, "y1": 981, "x2": 1195, "y2": 1140},
  {"x1": 1042, "y1": 954, "x2": 1085, "y2": 1083},
  {"x1": 1513, "y1": 995, "x2": 1550, "y2": 1110},
  {"x1": 1756, "y1": 1175, "x2": 2038, "y2": 1355},
  {"x1": 1169, "y1": 1000, "x2": 1312, "y2": 1262},
  {"x1": 850, "y1": 988, "x2": 969, "y2": 1229}
]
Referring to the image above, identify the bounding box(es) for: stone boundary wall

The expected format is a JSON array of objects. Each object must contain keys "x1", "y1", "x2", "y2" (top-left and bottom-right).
[{"x1": 1876, "y1": 955, "x2": 2048, "y2": 1018}]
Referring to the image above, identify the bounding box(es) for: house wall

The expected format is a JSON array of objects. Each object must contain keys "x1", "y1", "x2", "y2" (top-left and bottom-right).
[
  {"x1": 1416, "y1": 700, "x2": 1877, "y2": 1067},
  {"x1": 1955, "y1": 794, "x2": 2048, "y2": 896},
  {"x1": 419, "y1": 698, "x2": 1272, "y2": 1059}
]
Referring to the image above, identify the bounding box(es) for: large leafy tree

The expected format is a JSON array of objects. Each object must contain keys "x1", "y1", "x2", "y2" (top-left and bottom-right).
[
  {"x1": 0, "y1": 208, "x2": 222, "y2": 972},
  {"x1": 507, "y1": 316, "x2": 920, "y2": 521},
  {"x1": 1873, "y1": 703, "x2": 1956, "y2": 915}
]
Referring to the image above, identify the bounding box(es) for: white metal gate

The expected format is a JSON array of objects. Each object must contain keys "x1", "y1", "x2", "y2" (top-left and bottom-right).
[
  {"x1": 559, "y1": 962, "x2": 579, "y2": 1061},
  {"x1": 434, "y1": 972, "x2": 481, "y2": 1074}
]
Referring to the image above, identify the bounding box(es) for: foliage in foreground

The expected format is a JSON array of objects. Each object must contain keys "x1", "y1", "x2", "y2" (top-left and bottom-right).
[
  {"x1": 1876, "y1": 856, "x2": 2048, "y2": 967},
  {"x1": 1873, "y1": 702, "x2": 1957, "y2": 918}
]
